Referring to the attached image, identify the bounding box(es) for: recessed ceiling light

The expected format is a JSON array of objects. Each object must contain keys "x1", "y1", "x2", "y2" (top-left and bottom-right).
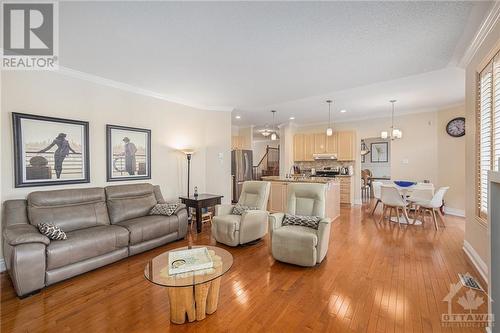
[
  {"x1": 340, "y1": 109, "x2": 347, "y2": 113},
  {"x1": 289, "y1": 116, "x2": 295, "y2": 120},
  {"x1": 235, "y1": 115, "x2": 241, "y2": 119}
]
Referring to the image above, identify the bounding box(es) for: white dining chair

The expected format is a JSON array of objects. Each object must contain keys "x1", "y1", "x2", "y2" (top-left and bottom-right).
[
  {"x1": 379, "y1": 185, "x2": 410, "y2": 227},
  {"x1": 412, "y1": 187, "x2": 449, "y2": 230},
  {"x1": 370, "y1": 181, "x2": 383, "y2": 215}
]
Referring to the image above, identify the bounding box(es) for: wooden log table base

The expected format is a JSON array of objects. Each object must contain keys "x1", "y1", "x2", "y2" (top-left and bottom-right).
[{"x1": 166, "y1": 254, "x2": 222, "y2": 324}]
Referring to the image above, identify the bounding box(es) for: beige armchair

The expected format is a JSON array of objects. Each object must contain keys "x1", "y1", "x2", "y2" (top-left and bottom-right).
[
  {"x1": 269, "y1": 183, "x2": 331, "y2": 267},
  {"x1": 211, "y1": 181, "x2": 271, "y2": 246}
]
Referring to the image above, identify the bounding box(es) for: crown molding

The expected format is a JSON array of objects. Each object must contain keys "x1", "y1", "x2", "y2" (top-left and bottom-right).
[
  {"x1": 293, "y1": 102, "x2": 465, "y2": 128},
  {"x1": 458, "y1": 1, "x2": 500, "y2": 68},
  {"x1": 54, "y1": 65, "x2": 234, "y2": 112}
]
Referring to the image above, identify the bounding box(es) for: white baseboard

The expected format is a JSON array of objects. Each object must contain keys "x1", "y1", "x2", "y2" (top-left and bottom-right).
[
  {"x1": 463, "y1": 240, "x2": 488, "y2": 284},
  {"x1": 444, "y1": 207, "x2": 465, "y2": 217},
  {"x1": 0, "y1": 258, "x2": 5, "y2": 272}
]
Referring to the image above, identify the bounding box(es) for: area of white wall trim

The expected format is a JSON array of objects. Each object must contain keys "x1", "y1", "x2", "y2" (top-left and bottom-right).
[
  {"x1": 459, "y1": 1, "x2": 500, "y2": 68},
  {"x1": 463, "y1": 240, "x2": 488, "y2": 284},
  {"x1": 0, "y1": 259, "x2": 5, "y2": 273},
  {"x1": 444, "y1": 207, "x2": 466, "y2": 217},
  {"x1": 57, "y1": 65, "x2": 235, "y2": 113}
]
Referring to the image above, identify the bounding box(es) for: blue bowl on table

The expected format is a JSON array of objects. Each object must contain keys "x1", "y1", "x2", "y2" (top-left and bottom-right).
[{"x1": 394, "y1": 181, "x2": 416, "y2": 187}]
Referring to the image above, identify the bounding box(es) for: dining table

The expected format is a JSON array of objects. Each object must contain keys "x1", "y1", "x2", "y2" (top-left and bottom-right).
[{"x1": 382, "y1": 182, "x2": 435, "y2": 225}]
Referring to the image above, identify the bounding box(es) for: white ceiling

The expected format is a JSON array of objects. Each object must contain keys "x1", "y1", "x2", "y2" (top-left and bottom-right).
[{"x1": 58, "y1": 1, "x2": 493, "y2": 126}]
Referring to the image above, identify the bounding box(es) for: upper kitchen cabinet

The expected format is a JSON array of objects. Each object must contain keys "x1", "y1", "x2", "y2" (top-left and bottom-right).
[
  {"x1": 304, "y1": 134, "x2": 315, "y2": 161},
  {"x1": 314, "y1": 133, "x2": 326, "y2": 154},
  {"x1": 293, "y1": 134, "x2": 305, "y2": 161},
  {"x1": 337, "y1": 131, "x2": 355, "y2": 161},
  {"x1": 326, "y1": 132, "x2": 338, "y2": 154}
]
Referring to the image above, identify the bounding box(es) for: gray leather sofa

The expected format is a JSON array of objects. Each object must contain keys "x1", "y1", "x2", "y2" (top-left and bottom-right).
[{"x1": 2, "y1": 183, "x2": 188, "y2": 297}]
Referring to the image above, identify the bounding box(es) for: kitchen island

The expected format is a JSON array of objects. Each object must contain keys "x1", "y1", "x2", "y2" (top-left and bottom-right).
[{"x1": 261, "y1": 176, "x2": 340, "y2": 221}]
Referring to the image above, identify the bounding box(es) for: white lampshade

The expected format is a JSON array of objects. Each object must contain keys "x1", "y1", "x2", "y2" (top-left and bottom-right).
[
  {"x1": 381, "y1": 131, "x2": 388, "y2": 139},
  {"x1": 326, "y1": 127, "x2": 333, "y2": 136},
  {"x1": 392, "y1": 129, "x2": 403, "y2": 139},
  {"x1": 271, "y1": 132, "x2": 277, "y2": 141}
]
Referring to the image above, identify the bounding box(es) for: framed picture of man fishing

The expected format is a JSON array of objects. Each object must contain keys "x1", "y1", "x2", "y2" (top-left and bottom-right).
[
  {"x1": 106, "y1": 124, "x2": 151, "y2": 182},
  {"x1": 12, "y1": 113, "x2": 90, "y2": 188}
]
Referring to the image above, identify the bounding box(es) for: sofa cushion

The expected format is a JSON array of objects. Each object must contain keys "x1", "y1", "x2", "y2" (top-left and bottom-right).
[
  {"x1": 46, "y1": 225, "x2": 129, "y2": 270},
  {"x1": 116, "y1": 215, "x2": 179, "y2": 245},
  {"x1": 271, "y1": 225, "x2": 318, "y2": 266},
  {"x1": 105, "y1": 184, "x2": 158, "y2": 224},
  {"x1": 28, "y1": 188, "x2": 110, "y2": 232},
  {"x1": 37, "y1": 223, "x2": 67, "y2": 240},
  {"x1": 282, "y1": 214, "x2": 321, "y2": 230}
]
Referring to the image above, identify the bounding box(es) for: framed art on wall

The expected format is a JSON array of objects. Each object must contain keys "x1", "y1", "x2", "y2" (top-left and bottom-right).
[
  {"x1": 370, "y1": 142, "x2": 389, "y2": 163},
  {"x1": 12, "y1": 112, "x2": 90, "y2": 188},
  {"x1": 106, "y1": 124, "x2": 151, "y2": 181}
]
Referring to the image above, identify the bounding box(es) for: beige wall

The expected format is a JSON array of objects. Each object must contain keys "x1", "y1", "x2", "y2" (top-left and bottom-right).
[
  {"x1": 0, "y1": 70, "x2": 232, "y2": 258},
  {"x1": 464, "y1": 18, "x2": 500, "y2": 271},
  {"x1": 437, "y1": 105, "x2": 466, "y2": 213},
  {"x1": 295, "y1": 106, "x2": 465, "y2": 210}
]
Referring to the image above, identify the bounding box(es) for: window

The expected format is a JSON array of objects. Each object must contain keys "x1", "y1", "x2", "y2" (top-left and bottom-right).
[{"x1": 477, "y1": 51, "x2": 500, "y2": 220}]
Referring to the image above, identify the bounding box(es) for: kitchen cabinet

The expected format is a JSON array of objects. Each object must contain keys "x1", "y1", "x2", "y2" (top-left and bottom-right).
[
  {"x1": 268, "y1": 182, "x2": 288, "y2": 213},
  {"x1": 337, "y1": 131, "x2": 355, "y2": 161},
  {"x1": 293, "y1": 130, "x2": 355, "y2": 162},
  {"x1": 326, "y1": 132, "x2": 338, "y2": 154},
  {"x1": 314, "y1": 133, "x2": 326, "y2": 154},
  {"x1": 231, "y1": 136, "x2": 243, "y2": 150},
  {"x1": 304, "y1": 134, "x2": 315, "y2": 161},
  {"x1": 337, "y1": 176, "x2": 352, "y2": 204},
  {"x1": 293, "y1": 134, "x2": 305, "y2": 161}
]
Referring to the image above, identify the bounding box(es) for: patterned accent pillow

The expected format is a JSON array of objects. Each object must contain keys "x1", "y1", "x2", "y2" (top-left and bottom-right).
[
  {"x1": 149, "y1": 203, "x2": 179, "y2": 216},
  {"x1": 232, "y1": 203, "x2": 258, "y2": 215},
  {"x1": 37, "y1": 223, "x2": 67, "y2": 240},
  {"x1": 282, "y1": 214, "x2": 321, "y2": 230}
]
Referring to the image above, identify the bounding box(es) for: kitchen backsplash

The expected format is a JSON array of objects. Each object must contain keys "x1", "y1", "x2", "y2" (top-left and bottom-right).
[{"x1": 295, "y1": 160, "x2": 355, "y2": 172}]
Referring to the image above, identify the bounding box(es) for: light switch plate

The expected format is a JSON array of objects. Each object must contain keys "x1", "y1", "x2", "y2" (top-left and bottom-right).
[{"x1": 402, "y1": 159, "x2": 409, "y2": 165}]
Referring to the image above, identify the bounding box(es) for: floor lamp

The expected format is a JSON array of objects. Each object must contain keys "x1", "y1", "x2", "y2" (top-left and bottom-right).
[{"x1": 182, "y1": 149, "x2": 195, "y2": 197}]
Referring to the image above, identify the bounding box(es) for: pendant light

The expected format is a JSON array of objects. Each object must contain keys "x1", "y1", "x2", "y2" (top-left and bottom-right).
[
  {"x1": 381, "y1": 100, "x2": 402, "y2": 140},
  {"x1": 326, "y1": 100, "x2": 333, "y2": 136},
  {"x1": 270, "y1": 110, "x2": 278, "y2": 141}
]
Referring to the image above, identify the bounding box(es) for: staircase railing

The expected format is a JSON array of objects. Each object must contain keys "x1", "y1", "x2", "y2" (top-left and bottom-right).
[{"x1": 253, "y1": 146, "x2": 280, "y2": 180}]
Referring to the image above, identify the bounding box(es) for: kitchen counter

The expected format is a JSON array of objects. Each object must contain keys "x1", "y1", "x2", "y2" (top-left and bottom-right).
[
  {"x1": 265, "y1": 177, "x2": 340, "y2": 220},
  {"x1": 261, "y1": 175, "x2": 351, "y2": 183}
]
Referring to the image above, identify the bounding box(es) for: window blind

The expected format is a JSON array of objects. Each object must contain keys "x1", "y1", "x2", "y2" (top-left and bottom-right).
[{"x1": 477, "y1": 51, "x2": 500, "y2": 220}]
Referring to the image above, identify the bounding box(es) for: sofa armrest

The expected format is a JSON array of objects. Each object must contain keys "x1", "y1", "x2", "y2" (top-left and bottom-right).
[
  {"x1": 3, "y1": 224, "x2": 50, "y2": 246},
  {"x1": 215, "y1": 204, "x2": 234, "y2": 216},
  {"x1": 268, "y1": 212, "x2": 285, "y2": 238},
  {"x1": 316, "y1": 217, "x2": 332, "y2": 264},
  {"x1": 239, "y1": 210, "x2": 269, "y2": 244}
]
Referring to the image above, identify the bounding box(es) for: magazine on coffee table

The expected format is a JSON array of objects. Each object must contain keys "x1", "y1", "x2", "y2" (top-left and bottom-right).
[{"x1": 168, "y1": 247, "x2": 213, "y2": 275}]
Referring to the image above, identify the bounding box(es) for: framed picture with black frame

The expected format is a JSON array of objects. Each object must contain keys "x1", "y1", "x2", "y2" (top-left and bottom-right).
[
  {"x1": 106, "y1": 124, "x2": 151, "y2": 182},
  {"x1": 12, "y1": 112, "x2": 90, "y2": 188},
  {"x1": 370, "y1": 142, "x2": 389, "y2": 163}
]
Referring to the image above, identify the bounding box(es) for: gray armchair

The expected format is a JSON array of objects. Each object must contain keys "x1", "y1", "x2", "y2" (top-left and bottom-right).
[
  {"x1": 211, "y1": 181, "x2": 271, "y2": 246},
  {"x1": 269, "y1": 183, "x2": 332, "y2": 267}
]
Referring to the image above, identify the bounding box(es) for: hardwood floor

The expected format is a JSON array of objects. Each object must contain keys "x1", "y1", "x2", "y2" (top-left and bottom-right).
[{"x1": 1, "y1": 201, "x2": 488, "y2": 333}]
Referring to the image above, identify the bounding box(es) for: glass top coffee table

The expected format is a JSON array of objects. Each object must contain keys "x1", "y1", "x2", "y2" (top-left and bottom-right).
[{"x1": 144, "y1": 245, "x2": 233, "y2": 324}]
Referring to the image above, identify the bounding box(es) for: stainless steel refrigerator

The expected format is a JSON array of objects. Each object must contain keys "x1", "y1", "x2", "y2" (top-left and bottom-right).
[{"x1": 232, "y1": 150, "x2": 253, "y2": 202}]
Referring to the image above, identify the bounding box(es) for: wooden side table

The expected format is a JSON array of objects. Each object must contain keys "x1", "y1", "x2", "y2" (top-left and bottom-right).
[{"x1": 179, "y1": 194, "x2": 223, "y2": 233}]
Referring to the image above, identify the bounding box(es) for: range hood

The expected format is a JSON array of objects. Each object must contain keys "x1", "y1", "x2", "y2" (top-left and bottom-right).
[{"x1": 313, "y1": 153, "x2": 338, "y2": 160}]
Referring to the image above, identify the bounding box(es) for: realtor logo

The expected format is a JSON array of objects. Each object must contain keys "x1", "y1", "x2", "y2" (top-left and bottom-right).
[{"x1": 2, "y1": 2, "x2": 58, "y2": 70}]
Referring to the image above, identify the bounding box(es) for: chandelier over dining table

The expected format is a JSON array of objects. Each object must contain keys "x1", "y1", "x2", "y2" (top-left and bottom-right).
[{"x1": 381, "y1": 100, "x2": 402, "y2": 140}]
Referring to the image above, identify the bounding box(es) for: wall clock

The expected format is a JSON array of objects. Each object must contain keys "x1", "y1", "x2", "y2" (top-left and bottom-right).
[{"x1": 446, "y1": 117, "x2": 465, "y2": 137}]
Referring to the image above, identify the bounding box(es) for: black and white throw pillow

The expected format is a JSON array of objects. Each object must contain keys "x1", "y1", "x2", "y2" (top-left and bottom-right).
[
  {"x1": 149, "y1": 203, "x2": 179, "y2": 216},
  {"x1": 232, "y1": 203, "x2": 258, "y2": 215},
  {"x1": 37, "y1": 223, "x2": 67, "y2": 240},
  {"x1": 282, "y1": 214, "x2": 321, "y2": 230}
]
